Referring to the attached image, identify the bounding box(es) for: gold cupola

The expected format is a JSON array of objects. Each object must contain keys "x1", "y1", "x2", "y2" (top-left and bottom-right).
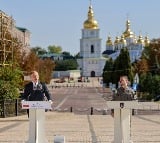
[
  {"x1": 144, "y1": 35, "x2": 150, "y2": 47},
  {"x1": 83, "y1": 5, "x2": 99, "y2": 29},
  {"x1": 120, "y1": 34, "x2": 126, "y2": 44},
  {"x1": 106, "y1": 36, "x2": 113, "y2": 46},
  {"x1": 134, "y1": 35, "x2": 137, "y2": 43},
  {"x1": 137, "y1": 35, "x2": 144, "y2": 44},
  {"x1": 114, "y1": 36, "x2": 120, "y2": 44},
  {"x1": 123, "y1": 20, "x2": 134, "y2": 38}
]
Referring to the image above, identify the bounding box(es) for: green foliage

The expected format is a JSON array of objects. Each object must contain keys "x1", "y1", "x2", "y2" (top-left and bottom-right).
[
  {"x1": 132, "y1": 39, "x2": 160, "y2": 99},
  {"x1": 115, "y1": 48, "x2": 133, "y2": 83},
  {"x1": 103, "y1": 58, "x2": 114, "y2": 86},
  {"x1": 74, "y1": 52, "x2": 80, "y2": 58},
  {"x1": 152, "y1": 75, "x2": 160, "y2": 96},
  {"x1": 62, "y1": 51, "x2": 71, "y2": 56},
  {"x1": 138, "y1": 92, "x2": 153, "y2": 101},
  {"x1": 103, "y1": 48, "x2": 133, "y2": 86},
  {"x1": 0, "y1": 66, "x2": 23, "y2": 100},
  {"x1": 48, "y1": 45, "x2": 62, "y2": 53},
  {"x1": 55, "y1": 59, "x2": 78, "y2": 71},
  {"x1": 31, "y1": 47, "x2": 47, "y2": 55},
  {"x1": 139, "y1": 73, "x2": 153, "y2": 93},
  {"x1": 139, "y1": 73, "x2": 160, "y2": 100}
]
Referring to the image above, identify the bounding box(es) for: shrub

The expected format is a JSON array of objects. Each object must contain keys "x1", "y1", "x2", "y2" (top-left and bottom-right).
[{"x1": 0, "y1": 66, "x2": 23, "y2": 100}]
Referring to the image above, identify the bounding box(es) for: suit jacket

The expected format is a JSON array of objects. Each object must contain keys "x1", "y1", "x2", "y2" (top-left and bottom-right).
[{"x1": 22, "y1": 82, "x2": 52, "y2": 101}]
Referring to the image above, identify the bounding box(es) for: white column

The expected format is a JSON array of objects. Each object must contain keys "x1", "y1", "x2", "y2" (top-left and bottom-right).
[
  {"x1": 27, "y1": 109, "x2": 48, "y2": 143},
  {"x1": 121, "y1": 109, "x2": 131, "y2": 143},
  {"x1": 114, "y1": 108, "x2": 131, "y2": 143},
  {"x1": 28, "y1": 109, "x2": 36, "y2": 143},
  {"x1": 114, "y1": 109, "x2": 122, "y2": 142}
]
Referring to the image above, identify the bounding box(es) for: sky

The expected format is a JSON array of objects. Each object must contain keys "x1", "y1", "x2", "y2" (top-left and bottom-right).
[{"x1": 1, "y1": 0, "x2": 160, "y2": 55}]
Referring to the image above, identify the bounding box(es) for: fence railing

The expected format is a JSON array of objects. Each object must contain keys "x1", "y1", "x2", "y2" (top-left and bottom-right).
[
  {"x1": 0, "y1": 99, "x2": 160, "y2": 118},
  {"x1": 52, "y1": 106, "x2": 160, "y2": 115},
  {"x1": 53, "y1": 107, "x2": 109, "y2": 115},
  {"x1": 0, "y1": 98, "x2": 27, "y2": 118}
]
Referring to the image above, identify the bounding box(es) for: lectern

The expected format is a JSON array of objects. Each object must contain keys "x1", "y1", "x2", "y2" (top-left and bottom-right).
[
  {"x1": 22, "y1": 101, "x2": 52, "y2": 143},
  {"x1": 107, "y1": 101, "x2": 140, "y2": 143}
]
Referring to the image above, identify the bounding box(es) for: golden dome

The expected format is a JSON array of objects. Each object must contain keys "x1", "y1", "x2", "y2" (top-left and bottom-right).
[
  {"x1": 120, "y1": 35, "x2": 126, "y2": 44},
  {"x1": 134, "y1": 35, "x2": 137, "y2": 43},
  {"x1": 106, "y1": 36, "x2": 113, "y2": 46},
  {"x1": 137, "y1": 35, "x2": 144, "y2": 44},
  {"x1": 144, "y1": 36, "x2": 150, "y2": 46},
  {"x1": 114, "y1": 36, "x2": 120, "y2": 44},
  {"x1": 83, "y1": 5, "x2": 98, "y2": 29},
  {"x1": 123, "y1": 20, "x2": 134, "y2": 38}
]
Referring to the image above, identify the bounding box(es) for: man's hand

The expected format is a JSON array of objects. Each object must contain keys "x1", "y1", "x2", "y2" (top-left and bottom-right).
[
  {"x1": 20, "y1": 100, "x2": 25, "y2": 108},
  {"x1": 49, "y1": 100, "x2": 53, "y2": 104},
  {"x1": 21, "y1": 100, "x2": 25, "y2": 103}
]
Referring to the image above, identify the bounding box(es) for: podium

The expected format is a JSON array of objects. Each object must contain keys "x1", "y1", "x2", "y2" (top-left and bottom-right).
[
  {"x1": 107, "y1": 101, "x2": 159, "y2": 143},
  {"x1": 107, "y1": 101, "x2": 140, "y2": 143},
  {"x1": 22, "y1": 101, "x2": 52, "y2": 143}
]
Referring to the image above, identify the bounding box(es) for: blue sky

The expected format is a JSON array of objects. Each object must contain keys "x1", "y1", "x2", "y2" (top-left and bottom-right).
[{"x1": 1, "y1": 0, "x2": 160, "y2": 55}]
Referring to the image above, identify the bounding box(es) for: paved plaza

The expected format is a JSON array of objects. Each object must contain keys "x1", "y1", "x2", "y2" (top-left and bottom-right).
[
  {"x1": 0, "y1": 112, "x2": 160, "y2": 143},
  {"x1": 0, "y1": 78, "x2": 160, "y2": 143}
]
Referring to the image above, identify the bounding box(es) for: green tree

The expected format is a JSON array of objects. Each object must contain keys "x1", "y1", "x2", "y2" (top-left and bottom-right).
[
  {"x1": 113, "y1": 48, "x2": 133, "y2": 85},
  {"x1": 62, "y1": 51, "x2": 75, "y2": 60},
  {"x1": 32, "y1": 46, "x2": 47, "y2": 55},
  {"x1": 139, "y1": 73, "x2": 153, "y2": 93},
  {"x1": 62, "y1": 51, "x2": 70, "y2": 56},
  {"x1": 55, "y1": 59, "x2": 78, "y2": 71},
  {"x1": 48, "y1": 45, "x2": 62, "y2": 54},
  {"x1": 103, "y1": 58, "x2": 114, "y2": 86},
  {"x1": 0, "y1": 66, "x2": 23, "y2": 100},
  {"x1": 74, "y1": 52, "x2": 80, "y2": 59},
  {"x1": 152, "y1": 75, "x2": 160, "y2": 97},
  {"x1": 138, "y1": 73, "x2": 160, "y2": 100},
  {"x1": 133, "y1": 39, "x2": 160, "y2": 99},
  {"x1": 103, "y1": 48, "x2": 133, "y2": 86}
]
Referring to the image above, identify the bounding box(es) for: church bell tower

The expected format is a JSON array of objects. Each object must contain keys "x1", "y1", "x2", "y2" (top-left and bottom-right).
[{"x1": 77, "y1": 2, "x2": 106, "y2": 77}]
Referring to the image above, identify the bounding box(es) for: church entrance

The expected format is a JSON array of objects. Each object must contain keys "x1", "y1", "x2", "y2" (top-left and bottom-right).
[{"x1": 91, "y1": 71, "x2": 95, "y2": 77}]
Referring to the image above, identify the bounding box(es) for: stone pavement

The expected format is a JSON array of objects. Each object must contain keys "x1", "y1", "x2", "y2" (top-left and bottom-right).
[{"x1": 0, "y1": 111, "x2": 160, "y2": 143}]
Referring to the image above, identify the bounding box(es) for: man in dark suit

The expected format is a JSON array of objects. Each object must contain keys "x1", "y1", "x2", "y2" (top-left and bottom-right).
[{"x1": 22, "y1": 71, "x2": 53, "y2": 116}]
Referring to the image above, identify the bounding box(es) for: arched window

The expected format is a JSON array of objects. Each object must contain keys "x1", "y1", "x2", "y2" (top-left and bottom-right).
[{"x1": 91, "y1": 45, "x2": 94, "y2": 53}]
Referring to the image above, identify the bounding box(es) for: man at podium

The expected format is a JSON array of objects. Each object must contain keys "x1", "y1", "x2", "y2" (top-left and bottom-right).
[
  {"x1": 110, "y1": 75, "x2": 136, "y2": 143},
  {"x1": 113, "y1": 76, "x2": 135, "y2": 101},
  {"x1": 21, "y1": 71, "x2": 53, "y2": 143},
  {"x1": 22, "y1": 71, "x2": 53, "y2": 116},
  {"x1": 111, "y1": 75, "x2": 135, "y2": 117}
]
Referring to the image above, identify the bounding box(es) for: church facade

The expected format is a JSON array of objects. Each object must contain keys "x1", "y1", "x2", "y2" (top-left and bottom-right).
[
  {"x1": 77, "y1": 4, "x2": 106, "y2": 77},
  {"x1": 103, "y1": 20, "x2": 150, "y2": 62},
  {"x1": 77, "y1": 3, "x2": 150, "y2": 77}
]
